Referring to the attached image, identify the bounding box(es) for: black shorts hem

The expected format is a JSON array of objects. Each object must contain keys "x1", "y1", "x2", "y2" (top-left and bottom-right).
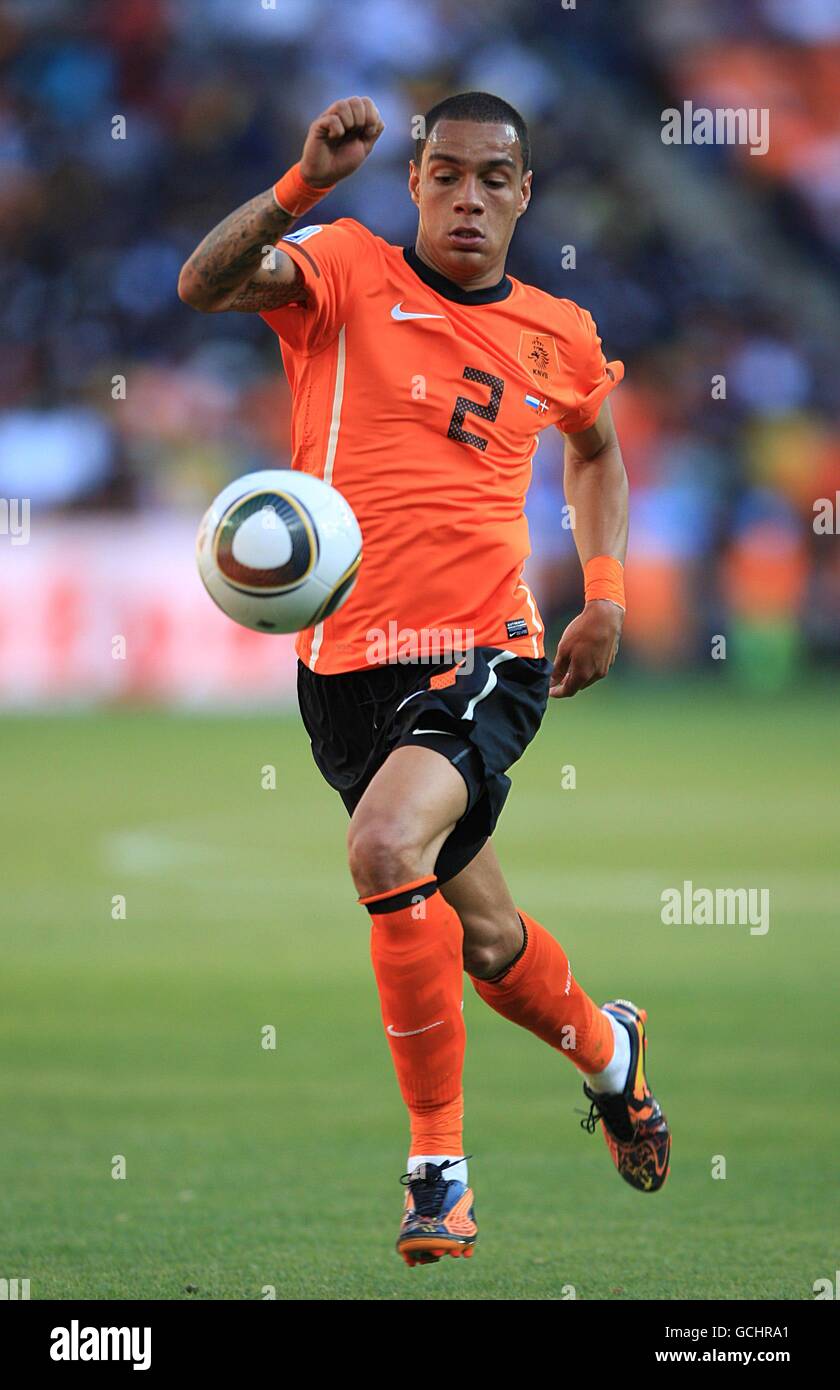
[{"x1": 296, "y1": 647, "x2": 551, "y2": 885}]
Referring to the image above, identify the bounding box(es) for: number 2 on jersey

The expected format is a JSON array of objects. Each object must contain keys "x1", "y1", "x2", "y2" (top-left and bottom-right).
[{"x1": 447, "y1": 367, "x2": 505, "y2": 452}]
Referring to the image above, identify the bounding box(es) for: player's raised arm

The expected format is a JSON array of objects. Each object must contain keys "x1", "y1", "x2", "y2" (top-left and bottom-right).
[
  {"x1": 550, "y1": 399, "x2": 629, "y2": 698},
  {"x1": 177, "y1": 96, "x2": 384, "y2": 314}
]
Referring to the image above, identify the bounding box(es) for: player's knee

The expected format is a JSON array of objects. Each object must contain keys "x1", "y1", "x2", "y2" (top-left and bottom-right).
[
  {"x1": 463, "y1": 939, "x2": 509, "y2": 979},
  {"x1": 460, "y1": 911, "x2": 523, "y2": 980},
  {"x1": 347, "y1": 816, "x2": 426, "y2": 898}
]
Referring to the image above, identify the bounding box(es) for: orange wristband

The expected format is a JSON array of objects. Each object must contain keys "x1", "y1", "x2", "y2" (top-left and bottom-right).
[
  {"x1": 584, "y1": 554, "x2": 626, "y2": 610},
  {"x1": 272, "y1": 162, "x2": 335, "y2": 217}
]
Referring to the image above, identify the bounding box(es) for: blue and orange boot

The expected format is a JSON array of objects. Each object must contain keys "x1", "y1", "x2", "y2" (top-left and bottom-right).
[
  {"x1": 581, "y1": 1000, "x2": 671, "y2": 1193},
  {"x1": 396, "y1": 1159, "x2": 477, "y2": 1267}
]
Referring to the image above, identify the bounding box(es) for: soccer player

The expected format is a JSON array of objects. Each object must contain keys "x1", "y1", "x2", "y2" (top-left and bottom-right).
[{"x1": 179, "y1": 92, "x2": 670, "y2": 1266}]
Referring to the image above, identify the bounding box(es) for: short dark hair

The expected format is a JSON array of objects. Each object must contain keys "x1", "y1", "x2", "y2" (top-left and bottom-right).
[{"x1": 415, "y1": 90, "x2": 530, "y2": 172}]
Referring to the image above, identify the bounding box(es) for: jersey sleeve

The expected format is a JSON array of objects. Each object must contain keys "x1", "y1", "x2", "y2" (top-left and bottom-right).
[
  {"x1": 259, "y1": 217, "x2": 368, "y2": 354},
  {"x1": 555, "y1": 305, "x2": 624, "y2": 435}
]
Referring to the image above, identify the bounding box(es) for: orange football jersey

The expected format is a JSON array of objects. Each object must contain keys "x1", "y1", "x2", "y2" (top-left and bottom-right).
[{"x1": 260, "y1": 218, "x2": 623, "y2": 673}]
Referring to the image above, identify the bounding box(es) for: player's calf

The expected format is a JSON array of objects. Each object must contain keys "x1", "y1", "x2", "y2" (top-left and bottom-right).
[{"x1": 349, "y1": 745, "x2": 474, "y2": 1259}]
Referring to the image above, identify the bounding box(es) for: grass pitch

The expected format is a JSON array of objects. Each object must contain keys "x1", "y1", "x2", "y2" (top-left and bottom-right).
[{"x1": 1, "y1": 681, "x2": 837, "y2": 1299}]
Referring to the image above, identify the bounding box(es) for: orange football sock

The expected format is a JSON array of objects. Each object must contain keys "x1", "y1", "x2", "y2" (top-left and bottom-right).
[
  {"x1": 362, "y1": 876, "x2": 466, "y2": 1155},
  {"x1": 470, "y1": 909, "x2": 614, "y2": 1074}
]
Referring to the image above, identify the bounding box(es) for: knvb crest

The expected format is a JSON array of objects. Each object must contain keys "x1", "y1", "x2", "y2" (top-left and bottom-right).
[{"x1": 518, "y1": 332, "x2": 560, "y2": 386}]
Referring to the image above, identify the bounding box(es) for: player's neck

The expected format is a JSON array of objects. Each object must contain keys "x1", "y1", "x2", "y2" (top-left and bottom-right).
[{"x1": 412, "y1": 234, "x2": 508, "y2": 293}]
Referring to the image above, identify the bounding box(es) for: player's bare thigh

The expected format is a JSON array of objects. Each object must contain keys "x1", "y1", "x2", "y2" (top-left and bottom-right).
[
  {"x1": 347, "y1": 744, "x2": 467, "y2": 899},
  {"x1": 347, "y1": 747, "x2": 524, "y2": 979},
  {"x1": 440, "y1": 840, "x2": 523, "y2": 979}
]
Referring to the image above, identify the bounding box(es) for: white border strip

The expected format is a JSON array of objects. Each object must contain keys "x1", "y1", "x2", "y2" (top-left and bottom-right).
[
  {"x1": 308, "y1": 324, "x2": 347, "y2": 671},
  {"x1": 516, "y1": 580, "x2": 543, "y2": 658},
  {"x1": 462, "y1": 649, "x2": 517, "y2": 720}
]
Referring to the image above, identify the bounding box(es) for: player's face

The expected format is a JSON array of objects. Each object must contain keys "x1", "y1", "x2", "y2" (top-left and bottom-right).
[{"x1": 409, "y1": 119, "x2": 531, "y2": 288}]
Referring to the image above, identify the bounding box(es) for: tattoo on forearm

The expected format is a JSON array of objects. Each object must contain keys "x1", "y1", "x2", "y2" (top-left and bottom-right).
[{"x1": 186, "y1": 189, "x2": 304, "y2": 306}]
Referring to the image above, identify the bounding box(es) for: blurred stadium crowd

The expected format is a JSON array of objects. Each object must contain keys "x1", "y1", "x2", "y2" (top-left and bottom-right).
[{"x1": 1, "y1": 0, "x2": 839, "y2": 692}]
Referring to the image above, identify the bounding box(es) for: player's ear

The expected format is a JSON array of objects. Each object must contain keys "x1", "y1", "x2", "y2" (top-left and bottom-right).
[
  {"x1": 516, "y1": 169, "x2": 532, "y2": 218},
  {"x1": 408, "y1": 159, "x2": 421, "y2": 207}
]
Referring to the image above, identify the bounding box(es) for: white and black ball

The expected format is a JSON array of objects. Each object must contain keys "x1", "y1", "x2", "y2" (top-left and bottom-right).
[{"x1": 196, "y1": 469, "x2": 362, "y2": 633}]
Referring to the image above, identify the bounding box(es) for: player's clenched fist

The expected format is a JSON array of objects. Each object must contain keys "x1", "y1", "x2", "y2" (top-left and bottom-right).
[{"x1": 299, "y1": 97, "x2": 384, "y2": 189}]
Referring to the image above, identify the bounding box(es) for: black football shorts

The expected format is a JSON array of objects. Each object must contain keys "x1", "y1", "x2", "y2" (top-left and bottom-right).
[{"x1": 296, "y1": 646, "x2": 553, "y2": 885}]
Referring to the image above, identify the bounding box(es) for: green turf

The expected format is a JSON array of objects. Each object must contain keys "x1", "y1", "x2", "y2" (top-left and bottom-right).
[{"x1": 1, "y1": 682, "x2": 838, "y2": 1300}]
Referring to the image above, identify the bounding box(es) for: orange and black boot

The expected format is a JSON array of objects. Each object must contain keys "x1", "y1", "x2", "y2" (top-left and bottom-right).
[{"x1": 581, "y1": 1000, "x2": 671, "y2": 1193}]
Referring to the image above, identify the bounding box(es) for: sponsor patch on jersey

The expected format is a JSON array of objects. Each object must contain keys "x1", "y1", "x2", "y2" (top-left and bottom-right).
[
  {"x1": 505, "y1": 618, "x2": 529, "y2": 639},
  {"x1": 282, "y1": 225, "x2": 324, "y2": 244},
  {"x1": 518, "y1": 331, "x2": 561, "y2": 388}
]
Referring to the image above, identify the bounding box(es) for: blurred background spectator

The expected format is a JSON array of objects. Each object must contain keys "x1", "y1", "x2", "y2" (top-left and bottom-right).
[{"x1": 1, "y1": 0, "x2": 838, "y2": 702}]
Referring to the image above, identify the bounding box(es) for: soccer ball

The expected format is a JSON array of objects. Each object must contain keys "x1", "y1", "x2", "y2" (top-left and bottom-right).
[{"x1": 196, "y1": 469, "x2": 362, "y2": 633}]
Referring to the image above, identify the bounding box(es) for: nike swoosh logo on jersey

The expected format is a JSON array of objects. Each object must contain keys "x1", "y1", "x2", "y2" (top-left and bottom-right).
[
  {"x1": 387, "y1": 1020, "x2": 445, "y2": 1037},
  {"x1": 390, "y1": 302, "x2": 446, "y2": 321}
]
